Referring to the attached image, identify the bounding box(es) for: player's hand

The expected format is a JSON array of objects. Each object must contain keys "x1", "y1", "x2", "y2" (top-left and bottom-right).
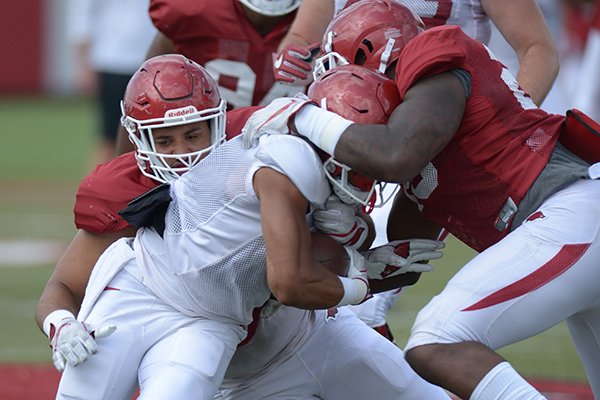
[
  {"x1": 242, "y1": 95, "x2": 315, "y2": 148},
  {"x1": 363, "y1": 239, "x2": 445, "y2": 280},
  {"x1": 49, "y1": 316, "x2": 116, "y2": 372},
  {"x1": 313, "y1": 195, "x2": 368, "y2": 249},
  {"x1": 273, "y1": 43, "x2": 320, "y2": 85},
  {"x1": 345, "y1": 246, "x2": 372, "y2": 304}
]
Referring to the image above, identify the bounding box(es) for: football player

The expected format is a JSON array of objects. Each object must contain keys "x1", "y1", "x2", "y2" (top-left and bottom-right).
[
  {"x1": 243, "y1": 1, "x2": 600, "y2": 398},
  {"x1": 40, "y1": 54, "x2": 447, "y2": 399},
  {"x1": 273, "y1": 0, "x2": 560, "y2": 345}
]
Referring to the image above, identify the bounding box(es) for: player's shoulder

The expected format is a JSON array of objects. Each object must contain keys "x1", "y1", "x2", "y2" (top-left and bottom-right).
[
  {"x1": 395, "y1": 26, "x2": 470, "y2": 96},
  {"x1": 255, "y1": 135, "x2": 330, "y2": 206},
  {"x1": 75, "y1": 152, "x2": 159, "y2": 233},
  {"x1": 226, "y1": 106, "x2": 264, "y2": 140}
]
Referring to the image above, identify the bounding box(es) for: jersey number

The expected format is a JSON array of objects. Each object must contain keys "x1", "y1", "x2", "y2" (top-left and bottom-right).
[{"x1": 205, "y1": 59, "x2": 306, "y2": 109}]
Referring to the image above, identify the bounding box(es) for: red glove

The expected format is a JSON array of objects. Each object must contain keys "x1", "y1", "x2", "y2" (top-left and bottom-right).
[{"x1": 273, "y1": 43, "x2": 321, "y2": 85}]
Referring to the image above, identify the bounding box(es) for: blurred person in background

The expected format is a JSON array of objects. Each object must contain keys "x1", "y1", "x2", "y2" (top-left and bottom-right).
[
  {"x1": 69, "y1": 0, "x2": 157, "y2": 164},
  {"x1": 572, "y1": 0, "x2": 600, "y2": 120},
  {"x1": 116, "y1": 0, "x2": 306, "y2": 154},
  {"x1": 488, "y1": 0, "x2": 599, "y2": 117}
]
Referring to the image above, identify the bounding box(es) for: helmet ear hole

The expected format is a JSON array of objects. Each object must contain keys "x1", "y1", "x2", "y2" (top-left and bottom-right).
[{"x1": 354, "y1": 49, "x2": 367, "y2": 65}]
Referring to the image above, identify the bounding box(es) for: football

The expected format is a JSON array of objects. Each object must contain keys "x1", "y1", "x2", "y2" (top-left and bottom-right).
[
  {"x1": 310, "y1": 231, "x2": 421, "y2": 293},
  {"x1": 311, "y1": 231, "x2": 350, "y2": 277},
  {"x1": 368, "y1": 272, "x2": 420, "y2": 293}
]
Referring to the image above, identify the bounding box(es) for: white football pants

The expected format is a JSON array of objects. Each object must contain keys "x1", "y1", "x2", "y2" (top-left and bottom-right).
[
  {"x1": 56, "y1": 242, "x2": 246, "y2": 400},
  {"x1": 406, "y1": 178, "x2": 600, "y2": 397},
  {"x1": 221, "y1": 307, "x2": 450, "y2": 400}
]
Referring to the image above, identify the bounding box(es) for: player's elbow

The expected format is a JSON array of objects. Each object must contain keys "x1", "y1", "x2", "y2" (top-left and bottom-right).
[
  {"x1": 269, "y1": 281, "x2": 304, "y2": 306},
  {"x1": 377, "y1": 153, "x2": 423, "y2": 183}
]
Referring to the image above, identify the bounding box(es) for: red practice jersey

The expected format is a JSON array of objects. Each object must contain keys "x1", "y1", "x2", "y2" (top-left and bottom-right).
[
  {"x1": 74, "y1": 108, "x2": 256, "y2": 234},
  {"x1": 395, "y1": 26, "x2": 564, "y2": 252},
  {"x1": 150, "y1": 0, "x2": 304, "y2": 110}
]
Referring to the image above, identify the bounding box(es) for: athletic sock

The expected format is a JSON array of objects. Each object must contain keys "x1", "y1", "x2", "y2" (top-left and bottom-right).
[{"x1": 470, "y1": 361, "x2": 547, "y2": 400}]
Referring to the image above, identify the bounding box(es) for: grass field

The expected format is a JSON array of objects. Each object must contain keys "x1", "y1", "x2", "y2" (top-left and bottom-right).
[{"x1": 0, "y1": 96, "x2": 590, "y2": 385}]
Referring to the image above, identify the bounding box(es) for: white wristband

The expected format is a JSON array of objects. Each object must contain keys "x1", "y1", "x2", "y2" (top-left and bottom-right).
[
  {"x1": 335, "y1": 276, "x2": 368, "y2": 307},
  {"x1": 294, "y1": 104, "x2": 353, "y2": 156},
  {"x1": 43, "y1": 309, "x2": 75, "y2": 337}
]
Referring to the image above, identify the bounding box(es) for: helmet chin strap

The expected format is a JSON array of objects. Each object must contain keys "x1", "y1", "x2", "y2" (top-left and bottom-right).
[{"x1": 378, "y1": 38, "x2": 396, "y2": 74}]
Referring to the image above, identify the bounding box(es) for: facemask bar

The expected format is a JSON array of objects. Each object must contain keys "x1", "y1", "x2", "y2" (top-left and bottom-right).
[
  {"x1": 373, "y1": 181, "x2": 399, "y2": 208},
  {"x1": 323, "y1": 157, "x2": 377, "y2": 207},
  {"x1": 313, "y1": 31, "x2": 351, "y2": 80},
  {"x1": 121, "y1": 99, "x2": 227, "y2": 183}
]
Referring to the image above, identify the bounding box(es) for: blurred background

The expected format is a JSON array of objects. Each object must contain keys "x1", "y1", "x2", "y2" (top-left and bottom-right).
[{"x1": 0, "y1": 0, "x2": 597, "y2": 397}]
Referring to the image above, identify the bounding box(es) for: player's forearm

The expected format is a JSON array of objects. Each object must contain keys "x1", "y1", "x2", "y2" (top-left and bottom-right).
[
  {"x1": 36, "y1": 282, "x2": 82, "y2": 333},
  {"x1": 272, "y1": 269, "x2": 346, "y2": 309},
  {"x1": 515, "y1": 45, "x2": 559, "y2": 106}
]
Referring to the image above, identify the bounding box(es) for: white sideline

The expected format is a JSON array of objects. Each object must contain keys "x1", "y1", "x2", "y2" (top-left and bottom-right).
[{"x1": 0, "y1": 240, "x2": 67, "y2": 267}]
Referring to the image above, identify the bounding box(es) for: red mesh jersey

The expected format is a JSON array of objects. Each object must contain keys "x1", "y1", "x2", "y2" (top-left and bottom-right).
[
  {"x1": 395, "y1": 26, "x2": 564, "y2": 252},
  {"x1": 150, "y1": 0, "x2": 296, "y2": 109}
]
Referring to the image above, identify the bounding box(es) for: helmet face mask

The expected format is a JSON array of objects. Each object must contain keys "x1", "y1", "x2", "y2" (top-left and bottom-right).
[
  {"x1": 313, "y1": 31, "x2": 351, "y2": 80},
  {"x1": 238, "y1": 0, "x2": 301, "y2": 16},
  {"x1": 121, "y1": 54, "x2": 226, "y2": 183},
  {"x1": 307, "y1": 64, "x2": 401, "y2": 209},
  {"x1": 323, "y1": 157, "x2": 377, "y2": 207}
]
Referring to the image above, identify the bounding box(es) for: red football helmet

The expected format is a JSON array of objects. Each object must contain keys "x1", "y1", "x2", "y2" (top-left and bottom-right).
[
  {"x1": 313, "y1": 0, "x2": 425, "y2": 77},
  {"x1": 307, "y1": 64, "x2": 401, "y2": 208},
  {"x1": 121, "y1": 54, "x2": 226, "y2": 183}
]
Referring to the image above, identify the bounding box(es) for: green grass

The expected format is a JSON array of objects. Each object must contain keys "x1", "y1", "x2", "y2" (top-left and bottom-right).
[
  {"x1": 0, "y1": 96, "x2": 96, "y2": 182},
  {"x1": 0, "y1": 96, "x2": 590, "y2": 383}
]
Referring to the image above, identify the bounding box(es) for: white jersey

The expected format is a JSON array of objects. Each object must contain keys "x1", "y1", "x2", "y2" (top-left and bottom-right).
[
  {"x1": 133, "y1": 135, "x2": 330, "y2": 326},
  {"x1": 335, "y1": 0, "x2": 491, "y2": 44}
]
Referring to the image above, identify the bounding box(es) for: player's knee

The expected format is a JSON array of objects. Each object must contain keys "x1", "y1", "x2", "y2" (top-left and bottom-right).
[{"x1": 405, "y1": 343, "x2": 441, "y2": 375}]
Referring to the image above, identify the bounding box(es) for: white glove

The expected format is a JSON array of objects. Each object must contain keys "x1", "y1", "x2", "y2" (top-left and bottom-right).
[
  {"x1": 242, "y1": 95, "x2": 314, "y2": 148},
  {"x1": 46, "y1": 311, "x2": 116, "y2": 372},
  {"x1": 313, "y1": 196, "x2": 369, "y2": 249},
  {"x1": 335, "y1": 247, "x2": 371, "y2": 307},
  {"x1": 363, "y1": 239, "x2": 445, "y2": 280}
]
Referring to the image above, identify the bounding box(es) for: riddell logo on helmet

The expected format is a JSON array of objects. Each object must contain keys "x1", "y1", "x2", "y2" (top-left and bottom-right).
[{"x1": 165, "y1": 106, "x2": 198, "y2": 118}]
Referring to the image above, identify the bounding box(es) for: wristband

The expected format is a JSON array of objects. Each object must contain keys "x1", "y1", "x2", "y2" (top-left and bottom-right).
[
  {"x1": 294, "y1": 104, "x2": 353, "y2": 156},
  {"x1": 43, "y1": 309, "x2": 75, "y2": 338},
  {"x1": 335, "y1": 276, "x2": 368, "y2": 307}
]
